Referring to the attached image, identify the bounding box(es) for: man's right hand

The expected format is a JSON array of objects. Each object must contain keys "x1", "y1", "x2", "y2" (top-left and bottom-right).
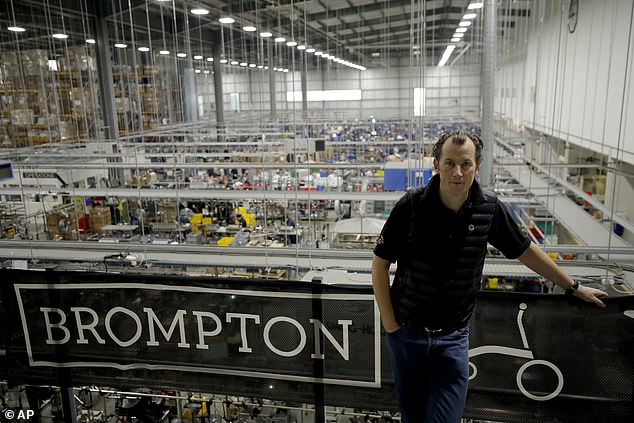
[{"x1": 383, "y1": 321, "x2": 402, "y2": 333}]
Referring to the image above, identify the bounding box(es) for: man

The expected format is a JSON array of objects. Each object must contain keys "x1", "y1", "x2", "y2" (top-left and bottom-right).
[{"x1": 372, "y1": 131, "x2": 607, "y2": 423}]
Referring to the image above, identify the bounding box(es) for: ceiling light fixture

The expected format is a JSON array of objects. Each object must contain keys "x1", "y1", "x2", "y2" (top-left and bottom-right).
[
  {"x1": 274, "y1": 37, "x2": 286, "y2": 42},
  {"x1": 453, "y1": 32, "x2": 465, "y2": 38},
  {"x1": 220, "y1": 59, "x2": 228, "y2": 63},
  {"x1": 286, "y1": 41, "x2": 297, "y2": 46},
  {"x1": 463, "y1": 13, "x2": 478, "y2": 19},
  {"x1": 159, "y1": 50, "x2": 170, "y2": 55},
  {"x1": 8, "y1": 26, "x2": 26, "y2": 32},
  {"x1": 239, "y1": 62, "x2": 247, "y2": 66},
  {"x1": 243, "y1": 25, "x2": 257, "y2": 32},
  {"x1": 451, "y1": 37, "x2": 461, "y2": 42},
  {"x1": 114, "y1": 43, "x2": 127, "y2": 48},
  {"x1": 297, "y1": 45, "x2": 306, "y2": 50},
  {"x1": 230, "y1": 60, "x2": 239, "y2": 65},
  {"x1": 86, "y1": 38, "x2": 96, "y2": 44},
  {"x1": 459, "y1": 21, "x2": 472, "y2": 27},
  {"x1": 206, "y1": 57, "x2": 213, "y2": 61},
  {"x1": 177, "y1": 53, "x2": 187, "y2": 57},
  {"x1": 438, "y1": 44, "x2": 456, "y2": 67},
  {"x1": 306, "y1": 48, "x2": 315, "y2": 53},
  {"x1": 248, "y1": 63, "x2": 256, "y2": 68},
  {"x1": 138, "y1": 47, "x2": 150, "y2": 52},
  {"x1": 456, "y1": 27, "x2": 468, "y2": 33},
  {"x1": 314, "y1": 51, "x2": 323, "y2": 56},
  {"x1": 194, "y1": 55, "x2": 203, "y2": 59},
  {"x1": 219, "y1": 17, "x2": 235, "y2": 24},
  {"x1": 322, "y1": 53, "x2": 330, "y2": 58},
  {"x1": 468, "y1": 2, "x2": 484, "y2": 9},
  {"x1": 191, "y1": 8, "x2": 209, "y2": 15},
  {"x1": 260, "y1": 32, "x2": 272, "y2": 38},
  {"x1": 52, "y1": 33, "x2": 68, "y2": 39},
  {"x1": 195, "y1": 69, "x2": 201, "y2": 73}
]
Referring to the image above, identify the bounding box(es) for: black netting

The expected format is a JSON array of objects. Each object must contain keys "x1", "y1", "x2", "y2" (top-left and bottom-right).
[{"x1": 1, "y1": 269, "x2": 633, "y2": 422}]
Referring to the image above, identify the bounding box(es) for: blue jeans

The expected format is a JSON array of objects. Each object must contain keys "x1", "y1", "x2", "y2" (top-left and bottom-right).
[{"x1": 387, "y1": 324, "x2": 470, "y2": 423}]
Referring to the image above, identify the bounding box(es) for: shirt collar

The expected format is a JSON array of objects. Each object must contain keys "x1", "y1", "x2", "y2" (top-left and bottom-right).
[{"x1": 419, "y1": 173, "x2": 486, "y2": 208}]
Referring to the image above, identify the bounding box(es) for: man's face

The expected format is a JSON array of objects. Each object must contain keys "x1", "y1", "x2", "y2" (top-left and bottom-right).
[{"x1": 433, "y1": 138, "x2": 479, "y2": 199}]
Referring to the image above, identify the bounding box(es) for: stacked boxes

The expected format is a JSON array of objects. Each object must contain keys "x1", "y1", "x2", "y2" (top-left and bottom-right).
[
  {"x1": 88, "y1": 206, "x2": 112, "y2": 234},
  {"x1": 46, "y1": 208, "x2": 79, "y2": 240}
]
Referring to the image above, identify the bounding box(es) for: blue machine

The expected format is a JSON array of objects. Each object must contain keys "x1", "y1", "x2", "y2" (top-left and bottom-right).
[{"x1": 383, "y1": 160, "x2": 432, "y2": 190}]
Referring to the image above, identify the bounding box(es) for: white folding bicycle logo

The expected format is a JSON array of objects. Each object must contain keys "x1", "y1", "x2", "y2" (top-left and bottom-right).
[
  {"x1": 469, "y1": 305, "x2": 634, "y2": 401},
  {"x1": 468, "y1": 303, "x2": 563, "y2": 401}
]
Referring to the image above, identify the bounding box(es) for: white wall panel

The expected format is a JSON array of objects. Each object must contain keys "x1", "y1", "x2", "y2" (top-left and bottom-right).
[{"x1": 496, "y1": 0, "x2": 634, "y2": 165}]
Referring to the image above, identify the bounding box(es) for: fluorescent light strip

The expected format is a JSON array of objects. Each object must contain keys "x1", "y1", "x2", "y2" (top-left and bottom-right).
[{"x1": 438, "y1": 44, "x2": 456, "y2": 67}]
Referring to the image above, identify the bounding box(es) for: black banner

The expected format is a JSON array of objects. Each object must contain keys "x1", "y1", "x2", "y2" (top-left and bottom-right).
[{"x1": 1, "y1": 269, "x2": 633, "y2": 422}]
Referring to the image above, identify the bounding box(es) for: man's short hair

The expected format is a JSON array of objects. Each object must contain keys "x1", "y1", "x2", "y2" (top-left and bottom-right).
[{"x1": 432, "y1": 130, "x2": 483, "y2": 165}]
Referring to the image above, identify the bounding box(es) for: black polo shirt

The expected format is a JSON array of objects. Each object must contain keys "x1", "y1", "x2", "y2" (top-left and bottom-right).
[{"x1": 374, "y1": 176, "x2": 530, "y2": 265}]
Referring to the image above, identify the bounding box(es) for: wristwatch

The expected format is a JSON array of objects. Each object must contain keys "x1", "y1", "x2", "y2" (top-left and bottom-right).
[{"x1": 565, "y1": 281, "x2": 580, "y2": 296}]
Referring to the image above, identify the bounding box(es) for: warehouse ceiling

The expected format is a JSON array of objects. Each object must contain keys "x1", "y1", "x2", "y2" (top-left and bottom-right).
[{"x1": 0, "y1": 0, "x2": 530, "y2": 69}]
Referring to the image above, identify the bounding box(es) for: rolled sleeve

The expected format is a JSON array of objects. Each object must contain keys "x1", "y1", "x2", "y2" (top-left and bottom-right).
[
  {"x1": 373, "y1": 194, "x2": 410, "y2": 263},
  {"x1": 488, "y1": 201, "x2": 531, "y2": 259}
]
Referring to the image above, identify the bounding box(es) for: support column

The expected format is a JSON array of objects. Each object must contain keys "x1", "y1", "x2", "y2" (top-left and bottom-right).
[
  {"x1": 480, "y1": 0, "x2": 496, "y2": 188},
  {"x1": 94, "y1": 1, "x2": 123, "y2": 186},
  {"x1": 300, "y1": 51, "x2": 308, "y2": 118},
  {"x1": 269, "y1": 42, "x2": 277, "y2": 120},
  {"x1": 212, "y1": 40, "x2": 225, "y2": 141},
  {"x1": 182, "y1": 64, "x2": 198, "y2": 123}
]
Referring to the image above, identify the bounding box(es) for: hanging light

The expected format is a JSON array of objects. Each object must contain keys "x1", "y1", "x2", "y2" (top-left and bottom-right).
[
  {"x1": 206, "y1": 57, "x2": 214, "y2": 62},
  {"x1": 8, "y1": 26, "x2": 26, "y2": 32},
  {"x1": 463, "y1": 13, "x2": 477, "y2": 19},
  {"x1": 286, "y1": 41, "x2": 297, "y2": 47},
  {"x1": 191, "y1": 8, "x2": 209, "y2": 15},
  {"x1": 177, "y1": 52, "x2": 187, "y2": 57},
  {"x1": 468, "y1": 2, "x2": 484, "y2": 9},
  {"x1": 438, "y1": 45, "x2": 456, "y2": 67},
  {"x1": 260, "y1": 32, "x2": 272, "y2": 38},
  {"x1": 86, "y1": 38, "x2": 96, "y2": 44},
  {"x1": 243, "y1": 25, "x2": 257, "y2": 32},
  {"x1": 138, "y1": 47, "x2": 150, "y2": 52},
  {"x1": 114, "y1": 43, "x2": 128, "y2": 48},
  {"x1": 297, "y1": 45, "x2": 306, "y2": 50},
  {"x1": 52, "y1": 33, "x2": 68, "y2": 39},
  {"x1": 459, "y1": 21, "x2": 472, "y2": 27},
  {"x1": 194, "y1": 55, "x2": 203, "y2": 60},
  {"x1": 159, "y1": 50, "x2": 170, "y2": 55},
  {"x1": 219, "y1": 17, "x2": 235, "y2": 24},
  {"x1": 306, "y1": 48, "x2": 315, "y2": 53},
  {"x1": 274, "y1": 37, "x2": 286, "y2": 43}
]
